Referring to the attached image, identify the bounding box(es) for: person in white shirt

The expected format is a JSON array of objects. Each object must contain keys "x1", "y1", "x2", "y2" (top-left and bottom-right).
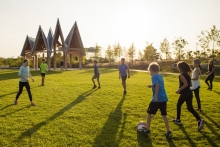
[{"x1": 190, "y1": 59, "x2": 202, "y2": 111}]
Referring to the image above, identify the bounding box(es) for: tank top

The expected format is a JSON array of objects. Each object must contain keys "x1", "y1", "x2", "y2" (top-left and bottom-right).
[
  {"x1": 179, "y1": 73, "x2": 191, "y2": 94},
  {"x1": 190, "y1": 67, "x2": 200, "y2": 90}
]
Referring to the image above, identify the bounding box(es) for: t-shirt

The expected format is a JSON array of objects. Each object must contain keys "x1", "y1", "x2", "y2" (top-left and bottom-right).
[
  {"x1": 18, "y1": 66, "x2": 29, "y2": 82},
  {"x1": 151, "y1": 74, "x2": 168, "y2": 102},
  {"x1": 40, "y1": 63, "x2": 48, "y2": 73},
  {"x1": 118, "y1": 64, "x2": 128, "y2": 76},
  {"x1": 190, "y1": 67, "x2": 200, "y2": 90},
  {"x1": 94, "y1": 64, "x2": 100, "y2": 75}
]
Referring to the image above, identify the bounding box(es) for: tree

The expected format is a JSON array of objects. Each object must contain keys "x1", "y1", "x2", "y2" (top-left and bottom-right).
[
  {"x1": 198, "y1": 25, "x2": 220, "y2": 60},
  {"x1": 172, "y1": 37, "x2": 188, "y2": 61},
  {"x1": 143, "y1": 42, "x2": 156, "y2": 61},
  {"x1": 138, "y1": 50, "x2": 144, "y2": 60},
  {"x1": 94, "y1": 43, "x2": 101, "y2": 60},
  {"x1": 113, "y1": 42, "x2": 122, "y2": 61},
  {"x1": 105, "y1": 45, "x2": 114, "y2": 65},
  {"x1": 127, "y1": 43, "x2": 136, "y2": 65},
  {"x1": 160, "y1": 38, "x2": 171, "y2": 60}
]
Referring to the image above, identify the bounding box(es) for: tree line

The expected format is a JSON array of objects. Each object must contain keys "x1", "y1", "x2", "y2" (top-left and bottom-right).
[{"x1": 1, "y1": 25, "x2": 220, "y2": 68}]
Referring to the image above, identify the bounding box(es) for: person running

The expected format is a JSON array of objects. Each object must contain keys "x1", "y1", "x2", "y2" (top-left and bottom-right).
[
  {"x1": 14, "y1": 59, "x2": 36, "y2": 106},
  {"x1": 204, "y1": 60, "x2": 215, "y2": 90},
  {"x1": 92, "y1": 60, "x2": 100, "y2": 88},
  {"x1": 190, "y1": 59, "x2": 202, "y2": 111},
  {"x1": 145, "y1": 62, "x2": 172, "y2": 138},
  {"x1": 173, "y1": 61, "x2": 204, "y2": 131},
  {"x1": 118, "y1": 58, "x2": 130, "y2": 94},
  {"x1": 40, "y1": 58, "x2": 48, "y2": 86}
]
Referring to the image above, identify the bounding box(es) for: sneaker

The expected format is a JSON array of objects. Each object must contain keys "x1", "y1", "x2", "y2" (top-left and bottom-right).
[
  {"x1": 173, "y1": 118, "x2": 182, "y2": 125},
  {"x1": 198, "y1": 119, "x2": 205, "y2": 131},
  {"x1": 165, "y1": 131, "x2": 172, "y2": 138},
  {"x1": 31, "y1": 102, "x2": 36, "y2": 106},
  {"x1": 98, "y1": 86, "x2": 101, "y2": 89},
  {"x1": 197, "y1": 108, "x2": 202, "y2": 111},
  {"x1": 41, "y1": 83, "x2": 44, "y2": 86},
  {"x1": 14, "y1": 100, "x2": 18, "y2": 105},
  {"x1": 93, "y1": 85, "x2": 97, "y2": 89},
  {"x1": 124, "y1": 90, "x2": 127, "y2": 94},
  {"x1": 139, "y1": 129, "x2": 150, "y2": 135}
]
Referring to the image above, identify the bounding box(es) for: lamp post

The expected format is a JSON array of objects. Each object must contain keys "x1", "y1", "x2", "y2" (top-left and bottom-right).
[{"x1": 196, "y1": 43, "x2": 198, "y2": 58}]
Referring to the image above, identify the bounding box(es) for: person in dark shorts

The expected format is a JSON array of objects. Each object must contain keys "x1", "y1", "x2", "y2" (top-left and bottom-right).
[
  {"x1": 204, "y1": 60, "x2": 215, "y2": 90},
  {"x1": 118, "y1": 58, "x2": 130, "y2": 94},
  {"x1": 60, "y1": 60, "x2": 64, "y2": 71},
  {"x1": 173, "y1": 61, "x2": 205, "y2": 131},
  {"x1": 40, "y1": 58, "x2": 48, "y2": 86},
  {"x1": 144, "y1": 62, "x2": 172, "y2": 138},
  {"x1": 14, "y1": 59, "x2": 36, "y2": 106},
  {"x1": 92, "y1": 60, "x2": 100, "y2": 88}
]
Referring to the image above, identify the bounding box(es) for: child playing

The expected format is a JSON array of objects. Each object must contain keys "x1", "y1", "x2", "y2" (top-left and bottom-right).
[
  {"x1": 173, "y1": 61, "x2": 205, "y2": 131},
  {"x1": 92, "y1": 60, "x2": 100, "y2": 88},
  {"x1": 204, "y1": 60, "x2": 215, "y2": 90},
  {"x1": 145, "y1": 62, "x2": 172, "y2": 138},
  {"x1": 40, "y1": 58, "x2": 48, "y2": 86},
  {"x1": 118, "y1": 58, "x2": 130, "y2": 94}
]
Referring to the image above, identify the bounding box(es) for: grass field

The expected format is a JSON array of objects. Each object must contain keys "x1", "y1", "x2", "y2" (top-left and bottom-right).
[{"x1": 0, "y1": 69, "x2": 220, "y2": 147}]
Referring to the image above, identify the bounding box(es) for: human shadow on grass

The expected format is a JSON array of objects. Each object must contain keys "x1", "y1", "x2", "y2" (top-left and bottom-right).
[
  {"x1": 0, "y1": 105, "x2": 30, "y2": 117},
  {"x1": 16, "y1": 88, "x2": 97, "y2": 142},
  {"x1": 213, "y1": 90, "x2": 220, "y2": 95},
  {"x1": 200, "y1": 111, "x2": 220, "y2": 129},
  {"x1": 198, "y1": 122, "x2": 219, "y2": 147},
  {"x1": 0, "y1": 104, "x2": 14, "y2": 111},
  {"x1": 0, "y1": 70, "x2": 61, "y2": 81},
  {"x1": 92, "y1": 95, "x2": 126, "y2": 147},
  {"x1": 136, "y1": 131, "x2": 152, "y2": 147}
]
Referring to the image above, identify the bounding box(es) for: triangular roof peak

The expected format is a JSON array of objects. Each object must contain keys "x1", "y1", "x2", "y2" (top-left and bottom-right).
[
  {"x1": 31, "y1": 26, "x2": 48, "y2": 56},
  {"x1": 52, "y1": 18, "x2": 65, "y2": 50},
  {"x1": 20, "y1": 35, "x2": 35, "y2": 57}
]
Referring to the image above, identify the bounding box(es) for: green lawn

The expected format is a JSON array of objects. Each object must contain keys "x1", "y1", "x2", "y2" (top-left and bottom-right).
[{"x1": 0, "y1": 69, "x2": 220, "y2": 147}]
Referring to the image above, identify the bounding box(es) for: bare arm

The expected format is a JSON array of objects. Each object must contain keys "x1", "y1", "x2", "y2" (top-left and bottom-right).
[{"x1": 127, "y1": 66, "x2": 130, "y2": 78}]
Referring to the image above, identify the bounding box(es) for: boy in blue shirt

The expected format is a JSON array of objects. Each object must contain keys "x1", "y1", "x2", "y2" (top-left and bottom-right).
[
  {"x1": 118, "y1": 58, "x2": 130, "y2": 94},
  {"x1": 145, "y1": 62, "x2": 171, "y2": 138}
]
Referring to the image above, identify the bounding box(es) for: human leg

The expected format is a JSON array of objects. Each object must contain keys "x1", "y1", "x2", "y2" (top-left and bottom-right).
[
  {"x1": 205, "y1": 76, "x2": 211, "y2": 89},
  {"x1": 193, "y1": 86, "x2": 201, "y2": 109},
  {"x1": 15, "y1": 82, "x2": 25, "y2": 100}
]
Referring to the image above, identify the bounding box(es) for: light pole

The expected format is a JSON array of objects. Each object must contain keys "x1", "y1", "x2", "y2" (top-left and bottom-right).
[{"x1": 196, "y1": 43, "x2": 198, "y2": 58}]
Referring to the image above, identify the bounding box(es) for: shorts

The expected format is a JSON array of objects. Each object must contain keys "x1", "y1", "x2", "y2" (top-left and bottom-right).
[
  {"x1": 147, "y1": 102, "x2": 167, "y2": 115},
  {"x1": 41, "y1": 73, "x2": 46, "y2": 77},
  {"x1": 92, "y1": 74, "x2": 100, "y2": 80},
  {"x1": 121, "y1": 76, "x2": 127, "y2": 82}
]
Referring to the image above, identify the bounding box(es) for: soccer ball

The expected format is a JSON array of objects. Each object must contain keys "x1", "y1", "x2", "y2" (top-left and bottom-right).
[{"x1": 137, "y1": 121, "x2": 147, "y2": 132}]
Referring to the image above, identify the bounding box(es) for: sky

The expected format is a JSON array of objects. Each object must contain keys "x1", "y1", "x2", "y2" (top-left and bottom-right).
[{"x1": 0, "y1": 0, "x2": 220, "y2": 58}]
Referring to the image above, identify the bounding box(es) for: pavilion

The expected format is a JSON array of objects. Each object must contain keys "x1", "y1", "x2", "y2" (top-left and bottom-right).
[{"x1": 20, "y1": 18, "x2": 86, "y2": 70}]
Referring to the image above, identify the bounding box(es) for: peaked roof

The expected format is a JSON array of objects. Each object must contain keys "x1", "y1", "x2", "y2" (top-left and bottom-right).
[
  {"x1": 47, "y1": 28, "x2": 53, "y2": 56},
  {"x1": 52, "y1": 18, "x2": 66, "y2": 50},
  {"x1": 65, "y1": 21, "x2": 85, "y2": 55},
  {"x1": 31, "y1": 26, "x2": 48, "y2": 56},
  {"x1": 20, "y1": 35, "x2": 35, "y2": 57}
]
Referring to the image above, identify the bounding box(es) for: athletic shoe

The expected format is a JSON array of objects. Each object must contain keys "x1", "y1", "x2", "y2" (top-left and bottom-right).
[
  {"x1": 93, "y1": 85, "x2": 97, "y2": 89},
  {"x1": 124, "y1": 90, "x2": 127, "y2": 94},
  {"x1": 14, "y1": 100, "x2": 18, "y2": 105},
  {"x1": 139, "y1": 129, "x2": 150, "y2": 135},
  {"x1": 165, "y1": 131, "x2": 172, "y2": 138},
  {"x1": 98, "y1": 86, "x2": 101, "y2": 89},
  {"x1": 31, "y1": 102, "x2": 36, "y2": 106},
  {"x1": 41, "y1": 83, "x2": 44, "y2": 86},
  {"x1": 173, "y1": 118, "x2": 182, "y2": 125},
  {"x1": 198, "y1": 119, "x2": 205, "y2": 131},
  {"x1": 197, "y1": 108, "x2": 202, "y2": 111}
]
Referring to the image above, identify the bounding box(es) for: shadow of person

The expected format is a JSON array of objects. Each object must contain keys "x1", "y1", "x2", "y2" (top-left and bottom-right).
[{"x1": 136, "y1": 131, "x2": 152, "y2": 147}]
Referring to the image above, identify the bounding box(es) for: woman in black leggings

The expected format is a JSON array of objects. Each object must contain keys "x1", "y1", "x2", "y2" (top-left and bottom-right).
[{"x1": 205, "y1": 60, "x2": 215, "y2": 90}]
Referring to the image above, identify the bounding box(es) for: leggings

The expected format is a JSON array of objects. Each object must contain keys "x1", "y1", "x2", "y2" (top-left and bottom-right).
[
  {"x1": 205, "y1": 75, "x2": 214, "y2": 89},
  {"x1": 16, "y1": 81, "x2": 32, "y2": 101},
  {"x1": 192, "y1": 86, "x2": 201, "y2": 109},
  {"x1": 177, "y1": 92, "x2": 200, "y2": 121}
]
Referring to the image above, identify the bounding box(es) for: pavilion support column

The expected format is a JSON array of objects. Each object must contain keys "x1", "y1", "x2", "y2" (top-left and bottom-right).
[
  {"x1": 32, "y1": 56, "x2": 35, "y2": 69},
  {"x1": 54, "y1": 50, "x2": 57, "y2": 70},
  {"x1": 69, "y1": 53, "x2": 72, "y2": 68},
  {"x1": 34, "y1": 55, "x2": 38, "y2": 70},
  {"x1": 64, "y1": 51, "x2": 68, "y2": 70},
  {"x1": 47, "y1": 54, "x2": 50, "y2": 70},
  {"x1": 79, "y1": 54, "x2": 82, "y2": 70},
  {"x1": 42, "y1": 53, "x2": 45, "y2": 58},
  {"x1": 24, "y1": 55, "x2": 26, "y2": 59}
]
